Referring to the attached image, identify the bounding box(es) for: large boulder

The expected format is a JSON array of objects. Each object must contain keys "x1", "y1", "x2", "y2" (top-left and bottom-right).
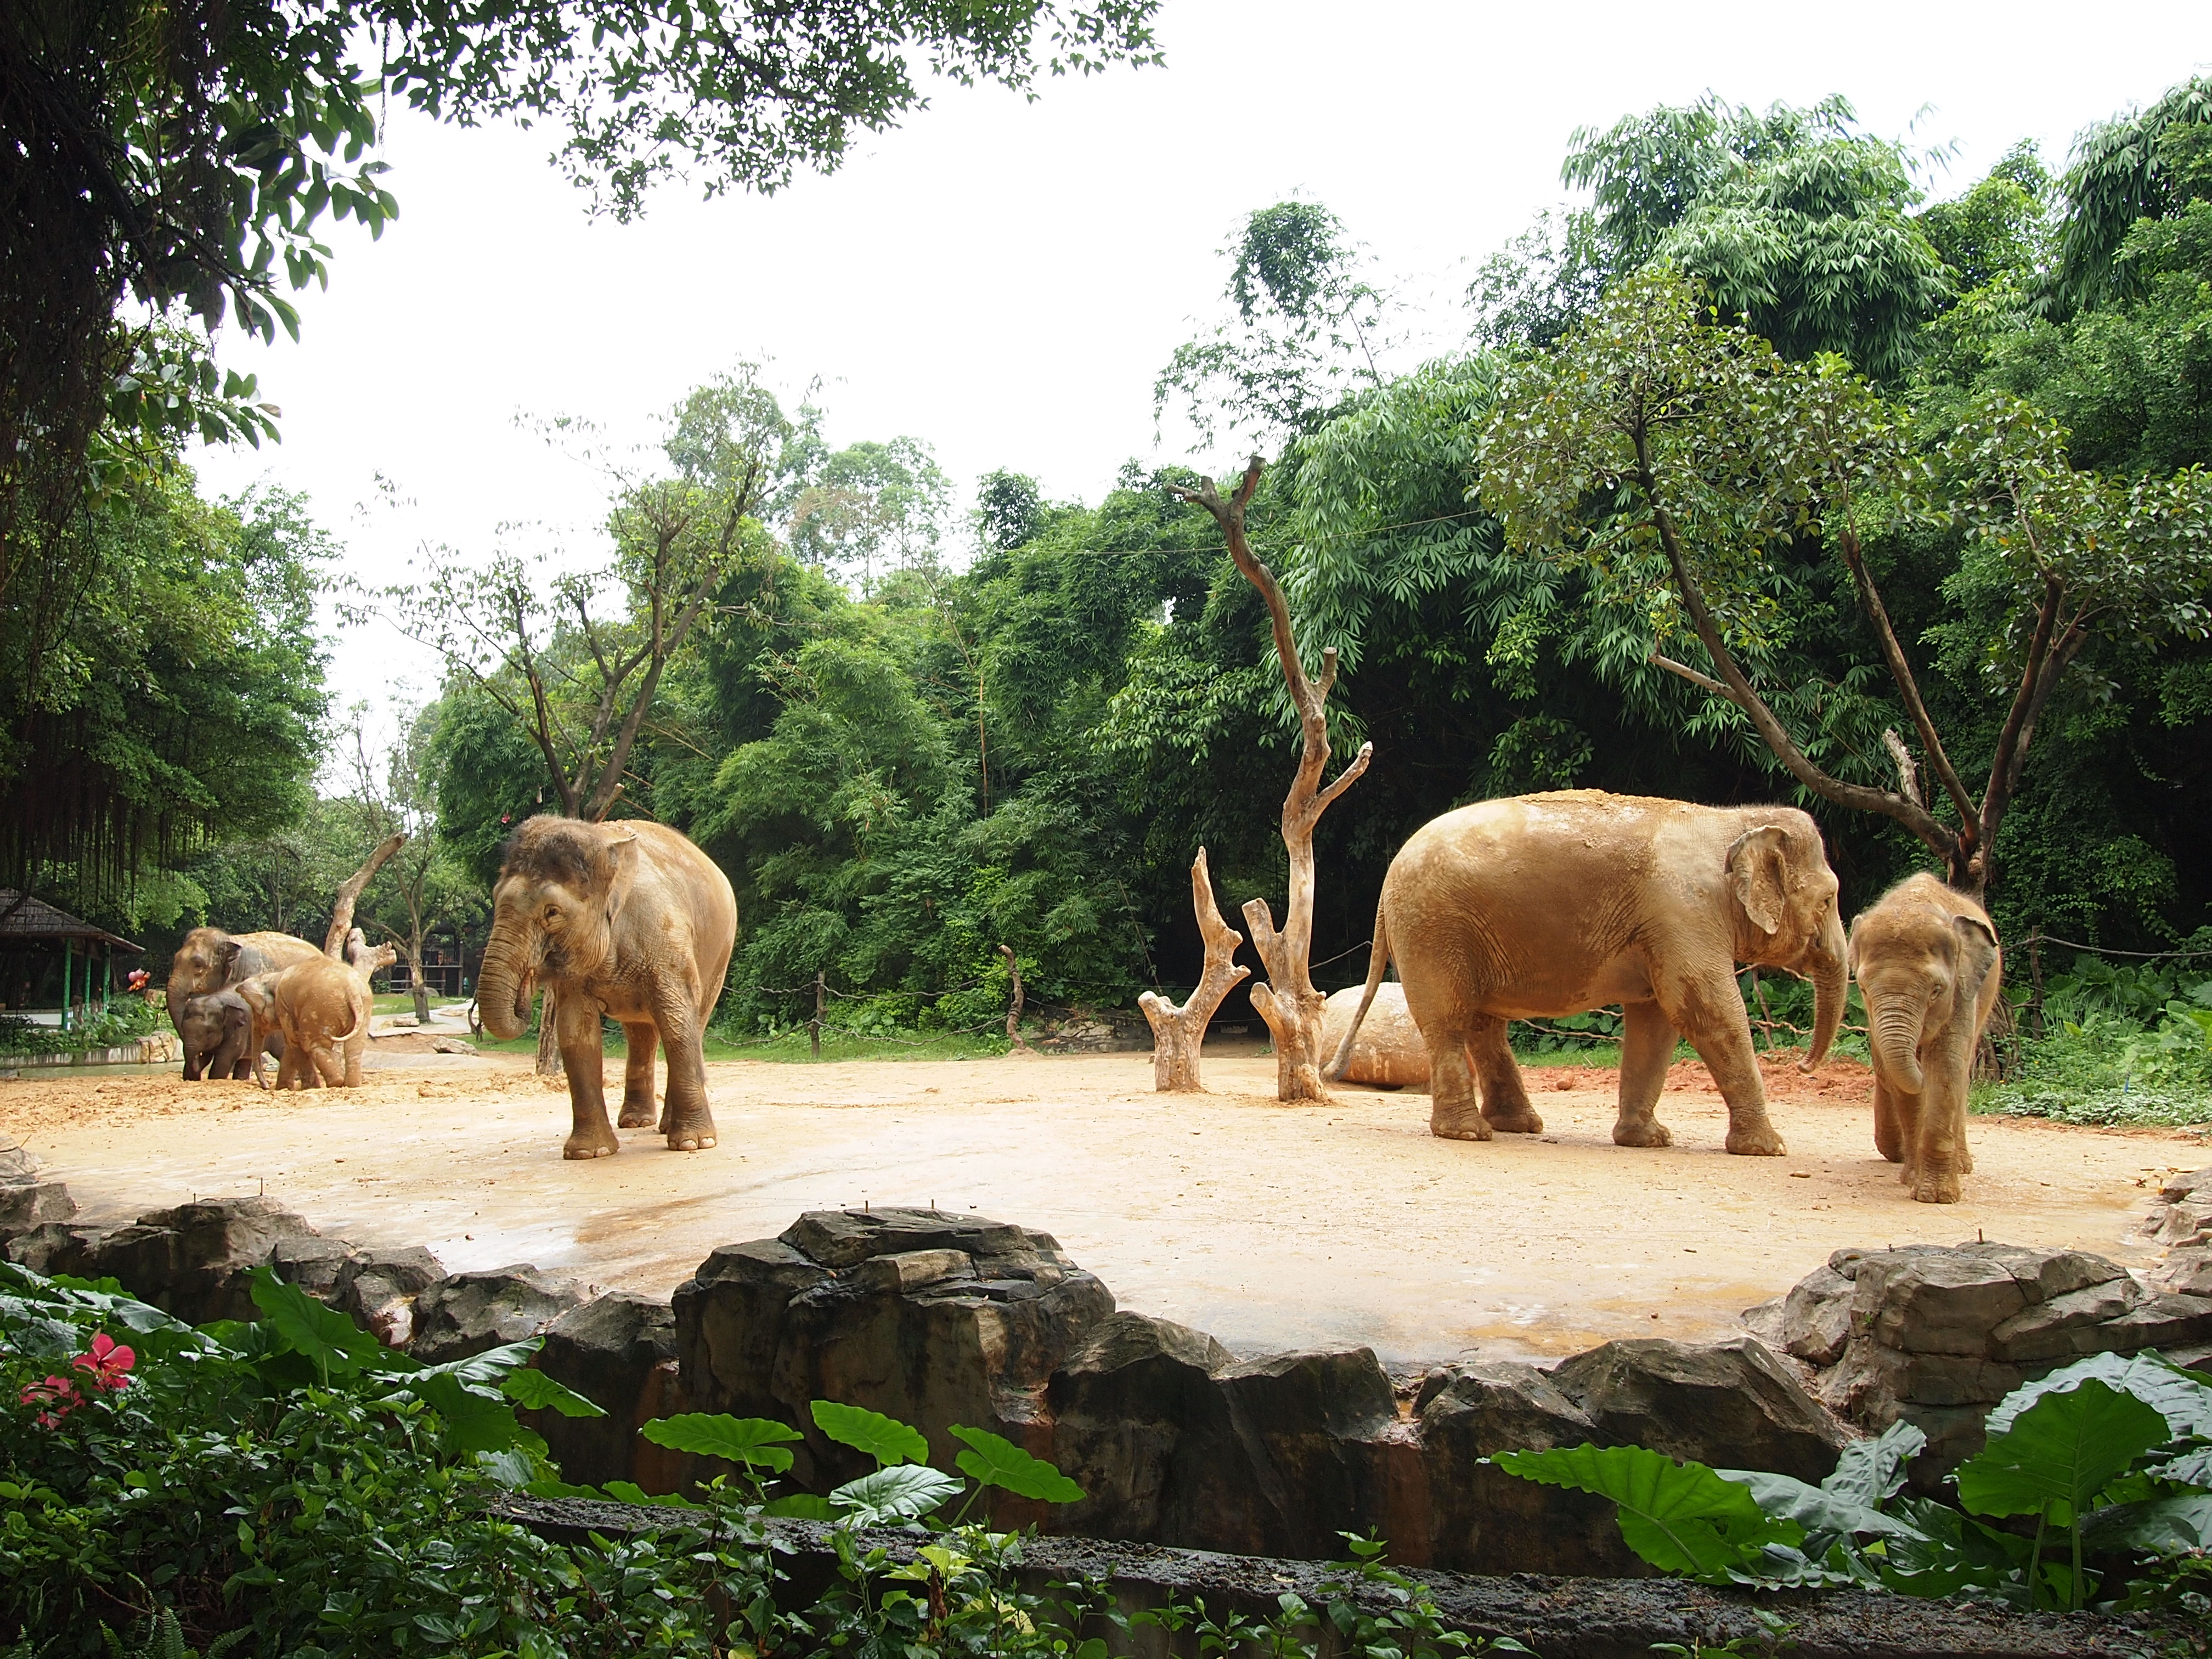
[
  {"x1": 1214, "y1": 1346, "x2": 1400, "y2": 1559},
  {"x1": 1414, "y1": 1362, "x2": 1644, "y2": 1577},
  {"x1": 410, "y1": 1265, "x2": 586, "y2": 1363},
  {"x1": 524, "y1": 1293, "x2": 688, "y2": 1492},
  {"x1": 336, "y1": 1245, "x2": 447, "y2": 1348},
  {"x1": 1782, "y1": 1242, "x2": 2212, "y2": 1482},
  {"x1": 1321, "y1": 984, "x2": 1429, "y2": 1089},
  {"x1": 83, "y1": 1198, "x2": 317, "y2": 1323},
  {"x1": 0, "y1": 1180, "x2": 76, "y2": 1240},
  {"x1": 675, "y1": 1208, "x2": 1115, "y2": 1509},
  {"x1": 1550, "y1": 1336, "x2": 1847, "y2": 1483}
]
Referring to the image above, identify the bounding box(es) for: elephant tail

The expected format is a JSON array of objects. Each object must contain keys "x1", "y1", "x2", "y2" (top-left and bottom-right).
[
  {"x1": 1322, "y1": 901, "x2": 1392, "y2": 1082},
  {"x1": 331, "y1": 995, "x2": 368, "y2": 1049}
]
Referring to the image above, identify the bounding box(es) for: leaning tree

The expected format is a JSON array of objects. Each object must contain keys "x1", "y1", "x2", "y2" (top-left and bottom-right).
[
  {"x1": 1480, "y1": 266, "x2": 2212, "y2": 898},
  {"x1": 1168, "y1": 460, "x2": 1371, "y2": 1101}
]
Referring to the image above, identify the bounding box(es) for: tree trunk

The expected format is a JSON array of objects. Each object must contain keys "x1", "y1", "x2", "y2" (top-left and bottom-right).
[
  {"x1": 324, "y1": 833, "x2": 407, "y2": 957},
  {"x1": 1137, "y1": 848, "x2": 1251, "y2": 1091},
  {"x1": 1171, "y1": 460, "x2": 1371, "y2": 1103},
  {"x1": 997, "y1": 944, "x2": 1032, "y2": 1054}
]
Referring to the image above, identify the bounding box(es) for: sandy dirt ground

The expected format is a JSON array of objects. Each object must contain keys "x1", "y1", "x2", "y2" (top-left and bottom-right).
[{"x1": 3, "y1": 1047, "x2": 2195, "y2": 1367}]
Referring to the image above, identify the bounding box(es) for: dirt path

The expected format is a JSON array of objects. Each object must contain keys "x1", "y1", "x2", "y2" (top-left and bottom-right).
[{"x1": 3, "y1": 1049, "x2": 2191, "y2": 1365}]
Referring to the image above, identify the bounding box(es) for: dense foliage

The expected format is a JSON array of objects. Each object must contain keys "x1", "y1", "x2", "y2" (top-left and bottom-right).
[{"x1": 0, "y1": 1262, "x2": 1519, "y2": 1659}]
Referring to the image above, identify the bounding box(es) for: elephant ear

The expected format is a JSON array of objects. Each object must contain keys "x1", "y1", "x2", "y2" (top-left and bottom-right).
[
  {"x1": 1952, "y1": 912, "x2": 2001, "y2": 1003},
  {"x1": 603, "y1": 828, "x2": 642, "y2": 926},
  {"x1": 215, "y1": 939, "x2": 242, "y2": 981},
  {"x1": 1725, "y1": 825, "x2": 1791, "y2": 936}
]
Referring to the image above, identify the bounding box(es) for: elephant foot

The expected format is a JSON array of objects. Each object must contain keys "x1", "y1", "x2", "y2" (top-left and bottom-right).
[
  {"x1": 1878, "y1": 1143, "x2": 1905, "y2": 1164},
  {"x1": 666, "y1": 1130, "x2": 718, "y2": 1152},
  {"x1": 1430, "y1": 1101, "x2": 1494, "y2": 1142},
  {"x1": 1613, "y1": 1118, "x2": 1673, "y2": 1148},
  {"x1": 1724, "y1": 1120, "x2": 1787, "y2": 1156},
  {"x1": 564, "y1": 1131, "x2": 620, "y2": 1160},
  {"x1": 617, "y1": 1104, "x2": 656, "y2": 1128},
  {"x1": 1484, "y1": 1110, "x2": 1546, "y2": 1135},
  {"x1": 1912, "y1": 1170, "x2": 1962, "y2": 1204},
  {"x1": 664, "y1": 1105, "x2": 718, "y2": 1152}
]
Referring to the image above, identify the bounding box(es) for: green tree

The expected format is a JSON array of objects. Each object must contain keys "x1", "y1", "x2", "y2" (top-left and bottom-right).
[
  {"x1": 786, "y1": 437, "x2": 953, "y2": 590},
  {"x1": 1563, "y1": 94, "x2": 1951, "y2": 379},
  {"x1": 1479, "y1": 266, "x2": 2212, "y2": 896}
]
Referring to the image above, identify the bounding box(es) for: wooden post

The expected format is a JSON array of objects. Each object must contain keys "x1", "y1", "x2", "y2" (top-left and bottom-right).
[
  {"x1": 2027, "y1": 931, "x2": 2046, "y2": 1040},
  {"x1": 997, "y1": 945, "x2": 1032, "y2": 1054},
  {"x1": 1170, "y1": 459, "x2": 1372, "y2": 1102},
  {"x1": 60, "y1": 935, "x2": 72, "y2": 1031},
  {"x1": 811, "y1": 971, "x2": 825, "y2": 1062},
  {"x1": 1138, "y1": 848, "x2": 1251, "y2": 1091}
]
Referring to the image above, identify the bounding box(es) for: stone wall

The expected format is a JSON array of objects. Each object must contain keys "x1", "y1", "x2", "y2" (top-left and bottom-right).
[{"x1": 12, "y1": 1167, "x2": 2211, "y2": 1583}]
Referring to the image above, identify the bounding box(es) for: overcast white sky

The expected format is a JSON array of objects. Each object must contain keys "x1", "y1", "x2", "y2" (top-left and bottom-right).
[{"x1": 191, "y1": 0, "x2": 2212, "y2": 719}]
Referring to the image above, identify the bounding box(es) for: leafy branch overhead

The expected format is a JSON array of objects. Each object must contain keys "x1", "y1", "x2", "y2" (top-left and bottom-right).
[{"x1": 1478, "y1": 264, "x2": 2212, "y2": 895}]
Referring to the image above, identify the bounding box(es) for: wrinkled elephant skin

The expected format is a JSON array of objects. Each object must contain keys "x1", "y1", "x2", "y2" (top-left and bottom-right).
[
  {"x1": 273, "y1": 956, "x2": 371, "y2": 1090},
  {"x1": 1330, "y1": 791, "x2": 1848, "y2": 1156},
  {"x1": 1849, "y1": 873, "x2": 2002, "y2": 1204},
  {"x1": 166, "y1": 926, "x2": 321, "y2": 1077},
  {"x1": 178, "y1": 990, "x2": 253, "y2": 1081},
  {"x1": 473, "y1": 817, "x2": 738, "y2": 1158}
]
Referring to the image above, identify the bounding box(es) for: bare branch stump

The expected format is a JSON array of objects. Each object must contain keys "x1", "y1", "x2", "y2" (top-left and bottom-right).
[
  {"x1": 1170, "y1": 460, "x2": 1370, "y2": 1103},
  {"x1": 1137, "y1": 848, "x2": 1250, "y2": 1091},
  {"x1": 998, "y1": 944, "x2": 1034, "y2": 1055},
  {"x1": 324, "y1": 832, "x2": 407, "y2": 957}
]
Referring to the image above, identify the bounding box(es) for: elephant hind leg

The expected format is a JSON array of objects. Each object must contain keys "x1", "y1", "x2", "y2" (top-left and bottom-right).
[
  {"x1": 1613, "y1": 1000, "x2": 1675, "y2": 1148},
  {"x1": 618, "y1": 1022, "x2": 658, "y2": 1128},
  {"x1": 1423, "y1": 1014, "x2": 1492, "y2": 1142},
  {"x1": 1471, "y1": 1019, "x2": 1543, "y2": 1134},
  {"x1": 655, "y1": 997, "x2": 717, "y2": 1152}
]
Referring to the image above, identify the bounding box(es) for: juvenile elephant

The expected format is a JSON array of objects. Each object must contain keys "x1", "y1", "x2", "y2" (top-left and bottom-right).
[
  {"x1": 233, "y1": 972, "x2": 283, "y2": 1088},
  {"x1": 273, "y1": 955, "x2": 372, "y2": 1089},
  {"x1": 1329, "y1": 791, "x2": 1848, "y2": 1155},
  {"x1": 475, "y1": 816, "x2": 737, "y2": 1158},
  {"x1": 178, "y1": 990, "x2": 254, "y2": 1081},
  {"x1": 166, "y1": 926, "x2": 321, "y2": 1077},
  {"x1": 1849, "y1": 873, "x2": 2002, "y2": 1204}
]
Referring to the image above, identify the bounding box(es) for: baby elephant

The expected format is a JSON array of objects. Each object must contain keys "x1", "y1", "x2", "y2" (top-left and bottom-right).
[
  {"x1": 178, "y1": 990, "x2": 254, "y2": 1081},
  {"x1": 1849, "y1": 873, "x2": 2003, "y2": 1204},
  {"x1": 273, "y1": 956, "x2": 373, "y2": 1089}
]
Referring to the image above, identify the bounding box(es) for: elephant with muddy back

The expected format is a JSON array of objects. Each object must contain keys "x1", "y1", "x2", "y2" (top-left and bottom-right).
[
  {"x1": 1849, "y1": 872, "x2": 2003, "y2": 1204},
  {"x1": 475, "y1": 816, "x2": 737, "y2": 1158},
  {"x1": 1328, "y1": 790, "x2": 1848, "y2": 1155},
  {"x1": 166, "y1": 927, "x2": 323, "y2": 1079}
]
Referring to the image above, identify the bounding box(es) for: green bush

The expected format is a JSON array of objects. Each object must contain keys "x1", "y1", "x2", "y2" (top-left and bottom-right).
[
  {"x1": 1979, "y1": 958, "x2": 2212, "y2": 1127},
  {"x1": 0, "y1": 997, "x2": 163, "y2": 1057},
  {"x1": 2, "y1": 1265, "x2": 1526, "y2": 1659}
]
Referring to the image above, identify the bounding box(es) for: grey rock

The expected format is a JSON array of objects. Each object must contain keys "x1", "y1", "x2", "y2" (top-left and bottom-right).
[
  {"x1": 1851, "y1": 1250, "x2": 2028, "y2": 1356},
  {"x1": 0, "y1": 1135, "x2": 39, "y2": 1184},
  {"x1": 0, "y1": 1180, "x2": 76, "y2": 1239},
  {"x1": 1816, "y1": 1338, "x2": 2024, "y2": 1415},
  {"x1": 2093, "y1": 1291, "x2": 2212, "y2": 1356},
  {"x1": 525, "y1": 1293, "x2": 685, "y2": 1492},
  {"x1": 678, "y1": 1210, "x2": 1113, "y2": 1510},
  {"x1": 267, "y1": 1235, "x2": 359, "y2": 1299},
  {"x1": 2157, "y1": 1248, "x2": 2212, "y2": 1297},
  {"x1": 1551, "y1": 1335, "x2": 1847, "y2": 1482},
  {"x1": 1415, "y1": 1362, "x2": 1640, "y2": 1577},
  {"x1": 1211, "y1": 1347, "x2": 1399, "y2": 1562},
  {"x1": 335, "y1": 1245, "x2": 447, "y2": 1348},
  {"x1": 4, "y1": 1222, "x2": 107, "y2": 1276},
  {"x1": 1990, "y1": 1277, "x2": 2149, "y2": 1363},
  {"x1": 87, "y1": 1198, "x2": 317, "y2": 1323},
  {"x1": 1779, "y1": 1264, "x2": 1855, "y2": 1366},
  {"x1": 410, "y1": 1265, "x2": 585, "y2": 1363},
  {"x1": 1045, "y1": 1312, "x2": 1241, "y2": 1544}
]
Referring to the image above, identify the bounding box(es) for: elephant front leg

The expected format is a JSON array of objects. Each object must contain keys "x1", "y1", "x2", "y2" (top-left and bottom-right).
[
  {"x1": 1612, "y1": 1000, "x2": 1675, "y2": 1148},
  {"x1": 1908, "y1": 1037, "x2": 1972, "y2": 1204},
  {"x1": 654, "y1": 996, "x2": 718, "y2": 1152},
  {"x1": 1667, "y1": 974, "x2": 1786, "y2": 1156},
  {"x1": 1470, "y1": 1019, "x2": 1542, "y2": 1133},
  {"x1": 556, "y1": 991, "x2": 619, "y2": 1159},
  {"x1": 618, "y1": 1022, "x2": 658, "y2": 1128}
]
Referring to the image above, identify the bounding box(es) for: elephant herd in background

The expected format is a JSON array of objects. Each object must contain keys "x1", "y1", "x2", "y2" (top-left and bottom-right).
[
  {"x1": 167, "y1": 928, "x2": 395, "y2": 1091},
  {"x1": 160, "y1": 787, "x2": 2001, "y2": 1206}
]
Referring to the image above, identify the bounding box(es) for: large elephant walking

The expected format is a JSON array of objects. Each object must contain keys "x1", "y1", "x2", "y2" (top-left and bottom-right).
[
  {"x1": 475, "y1": 816, "x2": 738, "y2": 1158},
  {"x1": 1329, "y1": 791, "x2": 1848, "y2": 1155}
]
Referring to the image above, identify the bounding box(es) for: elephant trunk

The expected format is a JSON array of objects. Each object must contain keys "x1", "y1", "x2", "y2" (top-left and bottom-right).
[
  {"x1": 1798, "y1": 909, "x2": 1849, "y2": 1071},
  {"x1": 475, "y1": 930, "x2": 535, "y2": 1042},
  {"x1": 1871, "y1": 993, "x2": 1929, "y2": 1094}
]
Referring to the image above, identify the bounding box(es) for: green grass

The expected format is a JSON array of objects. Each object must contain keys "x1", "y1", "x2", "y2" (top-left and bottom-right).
[
  {"x1": 371, "y1": 994, "x2": 469, "y2": 1014},
  {"x1": 466, "y1": 1025, "x2": 1012, "y2": 1063}
]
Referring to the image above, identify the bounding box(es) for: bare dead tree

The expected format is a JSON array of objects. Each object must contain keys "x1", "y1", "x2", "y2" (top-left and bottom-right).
[
  {"x1": 323, "y1": 834, "x2": 405, "y2": 958},
  {"x1": 1170, "y1": 459, "x2": 1372, "y2": 1101},
  {"x1": 1136, "y1": 847, "x2": 1250, "y2": 1091},
  {"x1": 997, "y1": 944, "x2": 1032, "y2": 1054}
]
